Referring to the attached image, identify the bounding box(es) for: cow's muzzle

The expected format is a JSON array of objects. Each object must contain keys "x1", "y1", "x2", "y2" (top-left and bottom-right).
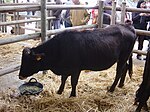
[{"x1": 19, "y1": 76, "x2": 27, "y2": 80}]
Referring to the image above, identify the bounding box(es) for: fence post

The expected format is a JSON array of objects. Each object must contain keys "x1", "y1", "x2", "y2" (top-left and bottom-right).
[
  {"x1": 1, "y1": 0, "x2": 6, "y2": 33},
  {"x1": 47, "y1": 0, "x2": 53, "y2": 38},
  {"x1": 41, "y1": 0, "x2": 47, "y2": 42},
  {"x1": 41, "y1": 0, "x2": 47, "y2": 74},
  {"x1": 121, "y1": 1, "x2": 126, "y2": 23},
  {"x1": 0, "y1": 0, "x2": 1, "y2": 31},
  {"x1": 97, "y1": 0, "x2": 104, "y2": 28},
  {"x1": 111, "y1": 0, "x2": 116, "y2": 25}
]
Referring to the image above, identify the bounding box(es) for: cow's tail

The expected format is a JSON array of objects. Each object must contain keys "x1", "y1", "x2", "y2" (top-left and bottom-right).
[{"x1": 128, "y1": 54, "x2": 133, "y2": 78}]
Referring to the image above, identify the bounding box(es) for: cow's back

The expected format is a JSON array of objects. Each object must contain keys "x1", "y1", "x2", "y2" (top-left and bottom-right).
[{"x1": 49, "y1": 24, "x2": 136, "y2": 71}]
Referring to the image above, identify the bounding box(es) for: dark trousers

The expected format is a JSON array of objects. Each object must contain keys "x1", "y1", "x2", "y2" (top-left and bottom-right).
[
  {"x1": 137, "y1": 35, "x2": 145, "y2": 57},
  {"x1": 64, "y1": 21, "x2": 72, "y2": 28}
]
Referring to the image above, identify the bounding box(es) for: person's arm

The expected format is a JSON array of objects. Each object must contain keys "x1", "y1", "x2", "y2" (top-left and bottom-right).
[
  {"x1": 53, "y1": 10, "x2": 62, "y2": 18},
  {"x1": 132, "y1": 12, "x2": 141, "y2": 21},
  {"x1": 145, "y1": 14, "x2": 150, "y2": 22},
  {"x1": 103, "y1": 13, "x2": 111, "y2": 19},
  {"x1": 82, "y1": 10, "x2": 90, "y2": 24}
]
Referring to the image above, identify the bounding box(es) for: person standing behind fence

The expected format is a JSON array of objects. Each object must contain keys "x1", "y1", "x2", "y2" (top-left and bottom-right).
[
  {"x1": 103, "y1": 0, "x2": 112, "y2": 24},
  {"x1": 91, "y1": 0, "x2": 112, "y2": 25},
  {"x1": 61, "y1": 0, "x2": 72, "y2": 27},
  {"x1": 27, "y1": 0, "x2": 31, "y2": 20},
  {"x1": 104, "y1": 0, "x2": 112, "y2": 15},
  {"x1": 132, "y1": 0, "x2": 150, "y2": 60},
  {"x1": 145, "y1": 1, "x2": 150, "y2": 50},
  {"x1": 52, "y1": 0, "x2": 62, "y2": 29},
  {"x1": 70, "y1": 0, "x2": 90, "y2": 26},
  {"x1": 61, "y1": 9, "x2": 72, "y2": 27}
]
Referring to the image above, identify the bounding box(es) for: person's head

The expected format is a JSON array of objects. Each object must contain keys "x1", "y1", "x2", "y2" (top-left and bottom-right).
[
  {"x1": 85, "y1": 2, "x2": 88, "y2": 5},
  {"x1": 54, "y1": 0, "x2": 62, "y2": 4},
  {"x1": 137, "y1": 0, "x2": 146, "y2": 8},
  {"x1": 105, "y1": 0, "x2": 112, "y2": 4},
  {"x1": 72, "y1": 0, "x2": 80, "y2": 5}
]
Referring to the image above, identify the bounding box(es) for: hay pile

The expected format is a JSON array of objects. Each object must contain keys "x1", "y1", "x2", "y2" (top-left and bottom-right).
[
  {"x1": 0, "y1": 33, "x2": 39, "y2": 68},
  {"x1": 0, "y1": 33, "x2": 147, "y2": 112},
  {"x1": 0, "y1": 64, "x2": 146, "y2": 112}
]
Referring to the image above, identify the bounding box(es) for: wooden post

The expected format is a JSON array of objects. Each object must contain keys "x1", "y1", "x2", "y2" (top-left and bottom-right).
[
  {"x1": 0, "y1": 0, "x2": 1, "y2": 31},
  {"x1": 4, "y1": 13, "x2": 7, "y2": 32},
  {"x1": 41, "y1": 0, "x2": 47, "y2": 74},
  {"x1": 1, "y1": 0, "x2": 6, "y2": 32},
  {"x1": 47, "y1": 0, "x2": 52, "y2": 29},
  {"x1": 1, "y1": 10, "x2": 7, "y2": 33},
  {"x1": 111, "y1": 0, "x2": 116, "y2": 25},
  {"x1": 36, "y1": 0, "x2": 41, "y2": 29},
  {"x1": 0, "y1": 14, "x2": 1, "y2": 31},
  {"x1": 47, "y1": 0, "x2": 53, "y2": 38},
  {"x1": 0, "y1": 0, "x2": 2, "y2": 32},
  {"x1": 121, "y1": 1, "x2": 126, "y2": 23},
  {"x1": 97, "y1": 0, "x2": 104, "y2": 28},
  {"x1": 16, "y1": 0, "x2": 25, "y2": 35},
  {"x1": 13, "y1": 0, "x2": 18, "y2": 34},
  {"x1": 41, "y1": 0, "x2": 47, "y2": 42},
  {"x1": 1, "y1": 14, "x2": 5, "y2": 32},
  {"x1": 47, "y1": 10, "x2": 53, "y2": 38},
  {"x1": 18, "y1": 12, "x2": 25, "y2": 34}
]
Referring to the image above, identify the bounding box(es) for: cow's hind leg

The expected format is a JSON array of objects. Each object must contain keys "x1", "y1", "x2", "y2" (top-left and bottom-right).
[
  {"x1": 119, "y1": 54, "x2": 133, "y2": 87},
  {"x1": 57, "y1": 75, "x2": 69, "y2": 94},
  {"x1": 108, "y1": 56, "x2": 128, "y2": 92},
  {"x1": 118, "y1": 63, "x2": 128, "y2": 88},
  {"x1": 108, "y1": 66, "x2": 123, "y2": 92},
  {"x1": 70, "y1": 70, "x2": 80, "y2": 97}
]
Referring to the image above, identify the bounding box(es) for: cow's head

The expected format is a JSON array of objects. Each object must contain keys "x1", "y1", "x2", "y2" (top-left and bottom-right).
[{"x1": 19, "y1": 47, "x2": 44, "y2": 80}]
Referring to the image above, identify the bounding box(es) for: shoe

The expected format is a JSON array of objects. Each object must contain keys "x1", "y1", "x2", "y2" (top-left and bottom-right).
[{"x1": 137, "y1": 56, "x2": 142, "y2": 60}]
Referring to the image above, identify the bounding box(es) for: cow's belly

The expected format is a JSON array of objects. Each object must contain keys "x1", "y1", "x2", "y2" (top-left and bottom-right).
[{"x1": 81, "y1": 58, "x2": 117, "y2": 71}]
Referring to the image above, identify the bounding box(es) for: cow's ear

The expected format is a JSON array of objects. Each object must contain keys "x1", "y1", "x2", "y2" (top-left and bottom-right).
[
  {"x1": 23, "y1": 47, "x2": 31, "y2": 55},
  {"x1": 35, "y1": 53, "x2": 45, "y2": 61}
]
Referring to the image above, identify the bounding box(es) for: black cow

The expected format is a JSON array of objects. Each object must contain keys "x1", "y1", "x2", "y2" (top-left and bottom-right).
[
  {"x1": 135, "y1": 47, "x2": 150, "y2": 112},
  {"x1": 19, "y1": 23, "x2": 136, "y2": 97}
]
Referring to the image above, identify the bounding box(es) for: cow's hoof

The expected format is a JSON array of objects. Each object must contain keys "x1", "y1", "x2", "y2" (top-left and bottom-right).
[
  {"x1": 107, "y1": 86, "x2": 114, "y2": 93},
  {"x1": 118, "y1": 84, "x2": 124, "y2": 88},
  {"x1": 57, "y1": 90, "x2": 62, "y2": 95},
  {"x1": 69, "y1": 95, "x2": 76, "y2": 98},
  {"x1": 134, "y1": 101, "x2": 138, "y2": 106},
  {"x1": 134, "y1": 98, "x2": 139, "y2": 105},
  {"x1": 69, "y1": 92, "x2": 76, "y2": 98},
  {"x1": 143, "y1": 104, "x2": 149, "y2": 111}
]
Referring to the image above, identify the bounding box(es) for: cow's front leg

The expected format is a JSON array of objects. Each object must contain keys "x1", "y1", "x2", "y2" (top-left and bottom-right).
[
  {"x1": 135, "y1": 102, "x2": 148, "y2": 112},
  {"x1": 70, "y1": 71, "x2": 80, "y2": 97},
  {"x1": 57, "y1": 75, "x2": 69, "y2": 94},
  {"x1": 135, "y1": 103, "x2": 143, "y2": 112}
]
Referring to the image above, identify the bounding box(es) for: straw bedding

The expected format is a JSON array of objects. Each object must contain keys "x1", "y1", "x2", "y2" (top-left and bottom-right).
[
  {"x1": 0, "y1": 33, "x2": 148, "y2": 112},
  {"x1": 0, "y1": 65, "x2": 146, "y2": 112}
]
